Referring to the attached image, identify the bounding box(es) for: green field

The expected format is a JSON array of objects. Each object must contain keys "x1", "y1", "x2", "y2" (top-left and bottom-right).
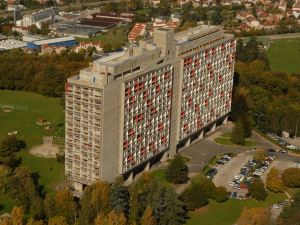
[
  {"x1": 0, "y1": 90, "x2": 65, "y2": 206},
  {"x1": 215, "y1": 132, "x2": 257, "y2": 147},
  {"x1": 267, "y1": 38, "x2": 300, "y2": 74},
  {"x1": 187, "y1": 192, "x2": 286, "y2": 225}
]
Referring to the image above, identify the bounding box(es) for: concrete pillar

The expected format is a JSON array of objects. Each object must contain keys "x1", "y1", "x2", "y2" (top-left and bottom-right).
[
  {"x1": 197, "y1": 131, "x2": 204, "y2": 141},
  {"x1": 185, "y1": 138, "x2": 191, "y2": 147},
  {"x1": 160, "y1": 152, "x2": 169, "y2": 163},
  {"x1": 223, "y1": 116, "x2": 228, "y2": 125},
  {"x1": 73, "y1": 182, "x2": 83, "y2": 192},
  {"x1": 124, "y1": 172, "x2": 134, "y2": 186},
  {"x1": 211, "y1": 123, "x2": 216, "y2": 132},
  {"x1": 145, "y1": 162, "x2": 151, "y2": 171}
]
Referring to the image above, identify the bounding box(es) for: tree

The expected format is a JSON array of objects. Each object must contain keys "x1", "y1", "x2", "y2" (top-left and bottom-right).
[
  {"x1": 191, "y1": 174, "x2": 216, "y2": 198},
  {"x1": 237, "y1": 207, "x2": 271, "y2": 225},
  {"x1": 140, "y1": 206, "x2": 156, "y2": 225},
  {"x1": 231, "y1": 120, "x2": 245, "y2": 145},
  {"x1": 213, "y1": 186, "x2": 228, "y2": 202},
  {"x1": 48, "y1": 216, "x2": 68, "y2": 225},
  {"x1": 0, "y1": 136, "x2": 25, "y2": 168},
  {"x1": 54, "y1": 190, "x2": 76, "y2": 224},
  {"x1": 249, "y1": 178, "x2": 267, "y2": 201},
  {"x1": 137, "y1": 180, "x2": 187, "y2": 225},
  {"x1": 44, "y1": 194, "x2": 55, "y2": 219},
  {"x1": 266, "y1": 168, "x2": 284, "y2": 192},
  {"x1": 0, "y1": 165, "x2": 11, "y2": 192},
  {"x1": 166, "y1": 154, "x2": 188, "y2": 184},
  {"x1": 278, "y1": 189, "x2": 300, "y2": 225},
  {"x1": 282, "y1": 168, "x2": 300, "y2": 187},
  {"x1": 78, "y1": 181, "x2": 110, "y2": 225},
  {"x1": 11, "y1": 206, "x2": 24, "y2": 225},
  {"x1": 94, "y1": 211, "x2": 127, "y2": 225},
  {"x1": 109, "y1": 181, "x2": 130, "y2": 218},
  {"x1": 180, "y1": 183, "x2": 208, "y2": 210},
  {"x1": 25, "y1": 220, "x2": 44, "y2": 225},
  {"x1": 253, "y1": 149, "x2": 266, "y2": 163},
  {"x1": 6, "y1": 166, "x2": 40, "y2": 211}
]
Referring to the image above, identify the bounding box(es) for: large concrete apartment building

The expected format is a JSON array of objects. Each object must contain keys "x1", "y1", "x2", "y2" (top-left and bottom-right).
[{"x1": 65, "y1": 25, "x2": 236, "y2": 190}]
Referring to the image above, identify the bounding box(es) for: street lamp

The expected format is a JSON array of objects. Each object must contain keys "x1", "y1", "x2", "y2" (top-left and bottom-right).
[{"x1": 254, "y1": 112, "x2": 263, "y2": 131}]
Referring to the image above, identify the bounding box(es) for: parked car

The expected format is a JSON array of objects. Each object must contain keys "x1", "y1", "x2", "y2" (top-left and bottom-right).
[
  {"x1": 286, "y1": 145, "x2": 297, "y2": 150},
  {"x1": 267, "y1": 148, "x2": 276, "y2": 153},
  {"x1": 206, "y1": 168, "x2": 217, "y2": 179},
  {"x1": 279, "y1": 149, "x2": 287, "y2": 154},
  {"x1": 231, "y1": 192, "x2": 238, "y2": 199},
  {"x1": 216, "y1": 160, "x2": 225, "y2": 165}
]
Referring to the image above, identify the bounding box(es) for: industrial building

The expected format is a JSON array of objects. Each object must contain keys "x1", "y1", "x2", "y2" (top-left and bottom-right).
[
  {"x1": 27, "y1": 36, "x2": 76, "y2": 50},
  {"x1": 65, "y1": 25, "x2": 236, "y2": 190},
  {"x1": 16, "y1": 7, "x2": 58, "y2": 29}
]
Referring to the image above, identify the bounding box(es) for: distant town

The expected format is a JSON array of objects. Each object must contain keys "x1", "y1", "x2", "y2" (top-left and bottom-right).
[
  {"x1": 0, "y1": 1, "x2": 300, "y2": 225},
  {"x1": 0, "y1": 0, "x2": 299, "y2": 53}
]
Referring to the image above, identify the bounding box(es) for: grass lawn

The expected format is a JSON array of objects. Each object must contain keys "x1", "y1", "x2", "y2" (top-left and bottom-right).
[
  {"x1": 0, "y1": 90, "x2": 65, "y2": 193},
  {"x1": 187, "y1": 192, "x2": 286, "y2": 225},
  {"x1": 76, "y1": 26, "x2": 129, "y2": 46},
  {"x1": 215, "y1": 133, "x2": 257, "y2": 147},
  {"x1": 267, "y1": 38, "x2": 300, "y2": 74},
  {"x1": 0, "y1": 194, "x2": 14, "y2": 214}
]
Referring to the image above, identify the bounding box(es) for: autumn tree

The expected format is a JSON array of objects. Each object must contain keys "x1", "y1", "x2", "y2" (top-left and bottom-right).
[
  {"x1": 237, "y1": 207, "x2": 271, "y2": 225},
  {"x1": 0, "y1": 216, "x2": 12, "y2": 225},
  {"x1": 25, "y1": 219, "x2": 44, "y2": 225},
  {"x1": 140, "y1": 206, "x2": 156, "y2": 225},
  {"x1": 282, "y1": 168, "x2": 300, "y2": 187},
  {"x1": 94, "y1": 211, "x2": 127, "y2": 225},
  {"x1": 43, "y1": 194, "x2": 55, "y2": 219},
  {"x1": 78, "y1": 181, "x2": 110, "y2": 225},
  {"x1": 54, "y1": 190, "x2": 76, "y2": 224},
  {"x1": 11, "y1": 206, "x2": 24, "y2": 225},
  {"x1": 266, "y1": 168, "x2": 284, "y2": 192},
  {"x1": 166, "y1": 154, "x2": 188, "y2": 184},
  {"x1": 48, "y1": 216, "x2": 68, "y2": 225}
]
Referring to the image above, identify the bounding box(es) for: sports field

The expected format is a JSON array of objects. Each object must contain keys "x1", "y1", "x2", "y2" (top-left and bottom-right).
[
  {"x1": 267, "y1": 38, "x2": 300, "y2": 74},
  {"x1": 0, "y1": 90, "x2": 65, "y2": 212}
]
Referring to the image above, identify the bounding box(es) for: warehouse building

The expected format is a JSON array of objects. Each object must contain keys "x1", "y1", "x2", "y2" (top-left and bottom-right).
[
  {"x1": 65, "y1": 25, "x2": 236, "y2": 191},
  {"x1": 27, "y1": 36, "x2": 76, "y2": 50}
]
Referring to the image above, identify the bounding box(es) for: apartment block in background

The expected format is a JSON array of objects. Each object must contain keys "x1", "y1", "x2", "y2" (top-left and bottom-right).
[{"x1": 65, "y1": 25, "x2": 236, "y2": 190}]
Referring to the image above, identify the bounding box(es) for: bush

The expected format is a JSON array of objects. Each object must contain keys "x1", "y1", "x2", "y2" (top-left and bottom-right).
[
  {"x1": 180, "y1": 184, "x2": 208, "y2": 210},
  {"x1": 266, "y1": 168, "x2": 284, "y2": 192},
  {"x1": 282, "y1": 168, "x2": 300, "y2": 187},
  {"x1": 166, "y1": 154, "x2": 188, "y2": 184},
  {"x1": 213, "y1": 186, "x2": 228, "y2": 202},
  {"x1": 191, "y1": 174, "x2": 216, "y2": 198},
  {"x1": 249, "y1": 178, "x2": 267, "y2": 201}
]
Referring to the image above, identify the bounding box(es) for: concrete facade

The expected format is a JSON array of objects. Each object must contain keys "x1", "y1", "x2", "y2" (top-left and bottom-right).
[{"x1": 65, "y1": 25, "x2": 236, "y2": 189}]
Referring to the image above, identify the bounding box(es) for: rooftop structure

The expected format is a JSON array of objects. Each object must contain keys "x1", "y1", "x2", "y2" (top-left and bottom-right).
[
  {"x1": 65, "y1": 25, "x2": 236, "y2": 190},
  {"x1": 27, "y1": 36, "x2": 76, "y2": 50},
  {"x1": 0, "y1": 39, "x2": 27, "y2": 50}
]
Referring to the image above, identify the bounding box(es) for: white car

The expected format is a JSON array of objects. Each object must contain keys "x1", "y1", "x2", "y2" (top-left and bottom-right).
[
  {"x1": 287, "y1": 145, "x2": 297, "y2": 150},
  {"x1": 272, "y1": 204, "x2": 279, "y2": 209}
]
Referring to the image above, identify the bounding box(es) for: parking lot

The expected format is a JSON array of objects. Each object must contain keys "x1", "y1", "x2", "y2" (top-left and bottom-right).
[{"x1": 213, "y1": 151, "x2": 253, "y2": 197}]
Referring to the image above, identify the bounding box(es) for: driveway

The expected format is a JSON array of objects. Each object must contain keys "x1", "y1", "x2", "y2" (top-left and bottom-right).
[{"x1": 181, "y1": 123, "x2": 254, "y2": 173}]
